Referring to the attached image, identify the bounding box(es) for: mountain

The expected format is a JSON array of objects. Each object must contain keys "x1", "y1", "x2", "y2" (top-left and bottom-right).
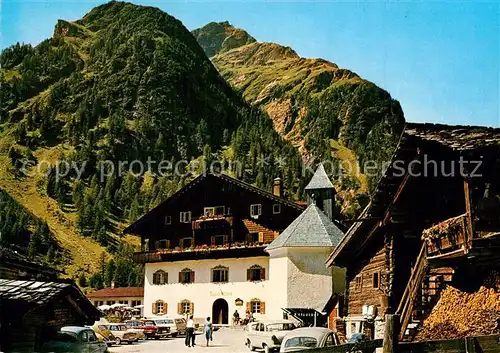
[
  {"x1": 192, "y1": 21, "x2": 256, "y2": 58},
  {"x1": 0, "y1": 2, "x2": 305, "y2": 277},
  {"x1": 193, "y1": 22, "x2": 405, "y2": 217}
]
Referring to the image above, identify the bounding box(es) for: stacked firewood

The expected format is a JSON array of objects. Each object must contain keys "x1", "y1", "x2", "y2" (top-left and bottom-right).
[{"x1": 415, "y1": 285, "x2": 500, "y2": 340}]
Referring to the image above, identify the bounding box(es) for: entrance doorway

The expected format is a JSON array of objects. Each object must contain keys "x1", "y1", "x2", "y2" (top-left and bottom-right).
[{"x1": 212, "y1": 298, "x2": 229, "y2": 325}]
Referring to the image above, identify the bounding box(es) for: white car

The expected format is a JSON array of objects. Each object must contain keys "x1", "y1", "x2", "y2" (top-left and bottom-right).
[
  {"x1": 150, "y1": 318, "x2": 178, "y2": 338},
  {"x1": 280, "y1": 327, "x2": 340, "y2": 352},
  {"x1": 245, "y1": 320, "x2": 297, "y2": 353}
]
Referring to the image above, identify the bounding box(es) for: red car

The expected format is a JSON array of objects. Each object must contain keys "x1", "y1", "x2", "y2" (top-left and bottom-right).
[{"x1": 140, "y1": 319, "x2": 163, "y2": 339}]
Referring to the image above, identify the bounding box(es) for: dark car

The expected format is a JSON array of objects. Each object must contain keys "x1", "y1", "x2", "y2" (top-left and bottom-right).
[{"x1": 41, "y1": 326, "x2": 108, "y2": 353}]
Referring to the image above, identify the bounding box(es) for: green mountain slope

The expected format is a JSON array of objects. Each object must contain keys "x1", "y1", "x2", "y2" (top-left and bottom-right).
[
  {"x1": 0, "y1": 2, "x2": 305, "y2": 276},
  {"x1": 193, "y1": 22, "x2": 405, "y2": 217}
]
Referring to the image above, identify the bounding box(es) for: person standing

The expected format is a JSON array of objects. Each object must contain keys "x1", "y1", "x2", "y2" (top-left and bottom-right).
[
  {"x1": 185, "y1": 315, "x2": 195, "y2": 347},
  {"x1": 203, "y1": 317, "x2": 213, "y2": 347}
]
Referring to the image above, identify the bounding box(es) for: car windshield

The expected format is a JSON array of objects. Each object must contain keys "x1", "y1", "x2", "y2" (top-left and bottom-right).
[
  {"x1": 165, "y1": 319, "x2": 174, "y2": 324},
  {"x1": 155, "y1": 320, "x2": 168, "y2": 324},
  {"x1": 55, "y1": 332, "x2": 78, "y2": 343},
  {"x1": 119, "y1": 325, "x2": 128, "y2": 331},
  {"x1": 144, "y1": 321, "x2": 155, "y2": 326},
  {"x1": 98, "y1": 325, "x2": 107, "y2": 330},
  {"x1": 284, "y1": 336, "x2": 318, "y2": 348},
  {"x1": 266, "y1": 323, "x2": 295, "y2": 331}
]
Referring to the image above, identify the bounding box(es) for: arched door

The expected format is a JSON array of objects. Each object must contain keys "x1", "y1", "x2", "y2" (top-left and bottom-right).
[{"x1": 212, "y1": 298, "x2": 229, "y2": 325}]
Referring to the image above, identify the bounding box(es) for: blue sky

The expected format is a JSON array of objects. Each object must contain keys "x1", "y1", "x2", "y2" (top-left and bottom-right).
[{"x1": 2, "y1": 0, "x2": 499, "y2": 127}]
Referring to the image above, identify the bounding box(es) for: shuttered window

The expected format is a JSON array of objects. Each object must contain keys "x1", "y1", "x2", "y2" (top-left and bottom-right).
[
  {"x1": 179, "y1": 269, "x2": 195, "y2": 284},
  {"x1": 178, "y1": 300, "x2": 194, "y2": 315},
  {"x1": 248, "y1": 298, "x2": 265, "y2": 314},
  {"x1": 212, "y1": 266, "x2": 229, "y2": 283},
  {"x1": 152, "y1": 300, "x2": 167, "y2": 315},
  {"x1": 153, "y1": 270, "x2": 167, "y2": 285},
  {"x1": 247, "y1": 265, "x2": 265, "y2": 281}
]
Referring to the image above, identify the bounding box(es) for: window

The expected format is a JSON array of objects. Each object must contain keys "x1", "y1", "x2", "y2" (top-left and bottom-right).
[
  {"x1": 153, "y1": 270, "x2": 167, "y2": 285},
  {"x1": 248, "y1": 298, "x2": 265, "y2": 314},
  {"x1": 325, "y1": 334, "x2": 335, "y2": 347},
  {"x1": 250, "y1": 204, "x2": 262, "y2": 218},
  {"x1": 106, "y1": 300, "x2": 116, "y2": 305},
  {"x1": 211, "y1": 234, "x2": 228, "y2": 246},
  {"x1": 246, "y1": 232, "x2": 259, "y2": 243},
  {"x1": 88, "y1": 331, "x2": 97, "y2": 342},
  {"x1": 204, "y1": 206, "x2": 225, "y2": 217},
  {"x1": 355, "y1": 276, "x2": 363, "y2": 292},
  {"x1": 178, "y1": 300, "x2": 194, "y2": 315},
  {"x1": 153, "y1": 300, "x2": 167, "y2": 315},
  {"x1": 180, "y1": 211, "x2": 191, "y2": 223},
  {"x1": 179, "y1": 269, "x2": 194, "y2": 284},
  {"x1": 82, "y1": 331, "x2": 89, "y2": 343},
  {"x1": 155, "y1": 239, "x2": 170, "y2": 249},
  {"x1": 182, "y1": 301, "x2": 191, "y2": 314},
  {"x1": 251, "y1": 301, "x2": 261, "y2": 314},
  {"x1": 131, "y1": 300, "x2": 141, "y2": 307},
  {"x1": 119, "y1": 300, "x2": 127, "y2": 304},
  {"x1": 212, "y1": 265, "x2": 229, "y2": 283},
  {"x1": 273, "y1": 204, "x2": 281, "y2": 214},
  {"x1": 180, "y1": 237, "x2": 193, "y2": 249},
  {"x1": 247, "y1": 265, "x2": 265, "y2": 281},
  {"x1": 373, "y1": 272, "x2": 380, "y2": 289},
  {"x1": 284, "y1": 337, "x2": 318, "y2": 349},
  {"x1": 164, "y1": 216, "x2": 171, "y2": 225}
]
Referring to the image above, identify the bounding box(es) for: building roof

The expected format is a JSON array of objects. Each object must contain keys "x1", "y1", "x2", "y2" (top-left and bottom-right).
[
  {"x1": 265, "y1": 203, "x2": 344, "y2": 251},
  {"x1": 124, "y1": 172, "x2": 304, "y2": 235},
  {"x1": 86, "y1": 287, "x2": 144, "y2": 298},
  {"x1": 405, "y1": 122, "x2": 500, "y2": 150},
  {"x1": 0, "y1": 279, "x2": 101, "y2": 320},
  {"x1": 0, "y1": 279, "x2": 71, "y2": 304},
  {"x1": 0, "y1": 246, "x2": 60, "y2": 280},
  {"x1": 305, "y1": 163, "x2": 334, "y2": 190}
]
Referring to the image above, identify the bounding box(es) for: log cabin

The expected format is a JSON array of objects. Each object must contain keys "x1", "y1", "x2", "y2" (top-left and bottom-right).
[{"x1": 327, "y1": 122, "x2": 500, "y2": 340}]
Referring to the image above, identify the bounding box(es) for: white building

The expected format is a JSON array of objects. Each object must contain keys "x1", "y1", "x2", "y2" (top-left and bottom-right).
[{"x1": 127, "y1": 166, "x2": 345, "y2": 326}]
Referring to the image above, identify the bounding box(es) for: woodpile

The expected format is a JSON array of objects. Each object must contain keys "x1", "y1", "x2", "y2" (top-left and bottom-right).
[{"x1": 415, "y1": 285, "x2": 500, "y2": 340}]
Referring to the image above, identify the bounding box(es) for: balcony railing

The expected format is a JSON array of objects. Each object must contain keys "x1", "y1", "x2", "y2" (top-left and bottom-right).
[
  {"x1": 133, "y1": 241, "x2": 269, "y2": 263},
  {"x1": 422, "y1": 213, "x2": 471, "y2": 256},
  {"x1": 192, "y1": 215, "x2": 233, "y2": 229}
]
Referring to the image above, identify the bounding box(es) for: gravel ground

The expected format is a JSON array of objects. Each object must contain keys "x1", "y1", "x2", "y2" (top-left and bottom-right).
[{"x1": 110, "y1": 328, "x2": 255, "y2": 353}]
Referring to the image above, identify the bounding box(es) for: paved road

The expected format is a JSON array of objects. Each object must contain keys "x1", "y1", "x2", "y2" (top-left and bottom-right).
[{"x1": 110, "y1": 328, "x2": 255, "y2": 353}]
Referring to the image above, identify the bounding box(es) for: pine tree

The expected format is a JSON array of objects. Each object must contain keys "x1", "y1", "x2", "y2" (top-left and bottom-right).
[
  {"x1": 105, "y1": 259, "x2": 116, "y2": 288},
  {"x1": 78, "y1": 273, "x2": 87, "y2": 287}
]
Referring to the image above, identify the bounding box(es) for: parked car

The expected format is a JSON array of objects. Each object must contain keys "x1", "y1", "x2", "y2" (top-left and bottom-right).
[
  {"x1": 90, "y1": 324, "x2": 115, "y2": 346},
  {"x1": 280, "y1": 327, "x2": 339, "y2": 352},
  {"x1": 141, "y1": 318, "x2": 177, "y2": 338},
  {"x1": 106, "y1": 323, "x2": 138, "y2": 345},
  {"x1": 174, "y1": 318, "x2": 187, "y2": 336},
  {"x1": 141, "y1": 319, "x2": 159, "y2": 339},
  {"x1": 41, "y1": 326, "x2": 108, "y2": 353},
  {"x1": 124, "y1": 319, "x2": 146, "y2": 339},
  {"x1": 245, "y1": 320, "x2": 297, "y2": 353}
]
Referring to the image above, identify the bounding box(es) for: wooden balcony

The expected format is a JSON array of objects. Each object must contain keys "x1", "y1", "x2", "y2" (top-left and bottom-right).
[
  {"x1": 422, "y1": 214, "x2": 471, "y2": 259},
  {"x1": 133, "y1": 242, "x2": 268, "y2": 263},
  {"x1": 192, "y1": 215, "x2": 233, "y2": 230}
]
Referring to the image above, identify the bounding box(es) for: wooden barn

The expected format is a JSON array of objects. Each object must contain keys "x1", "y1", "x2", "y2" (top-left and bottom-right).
[
  {"x1": 327, "y1": 123, "x2": 500, "y2": 341},
  {"x1": 0, "y1": 279, "x2": 101, "y2": 352}
]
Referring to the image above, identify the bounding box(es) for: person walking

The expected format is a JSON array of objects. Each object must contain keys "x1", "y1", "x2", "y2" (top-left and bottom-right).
[
  {"x1": 203, "y1": 317, "x2": 213, "y2": 347},
  {"x1": 185, "y1": 315, "x2": 195, "y2": 347},
  {"x1": 232, "y1": 310, "x2": 240, "y2": 326}
]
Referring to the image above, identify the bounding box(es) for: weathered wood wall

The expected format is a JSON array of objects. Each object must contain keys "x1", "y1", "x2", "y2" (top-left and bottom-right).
[{"x1": 347, "y1": 245, "x2": 387, "y2": 315}]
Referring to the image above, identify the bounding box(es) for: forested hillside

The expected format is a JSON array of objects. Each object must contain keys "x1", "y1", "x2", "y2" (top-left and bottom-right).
[
  {"x1": 0, "y1": 2, "x2": 307, "y2": 278},
  {"x1": 193, "y1": 22, "x2": 405, "y2": 218}
]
